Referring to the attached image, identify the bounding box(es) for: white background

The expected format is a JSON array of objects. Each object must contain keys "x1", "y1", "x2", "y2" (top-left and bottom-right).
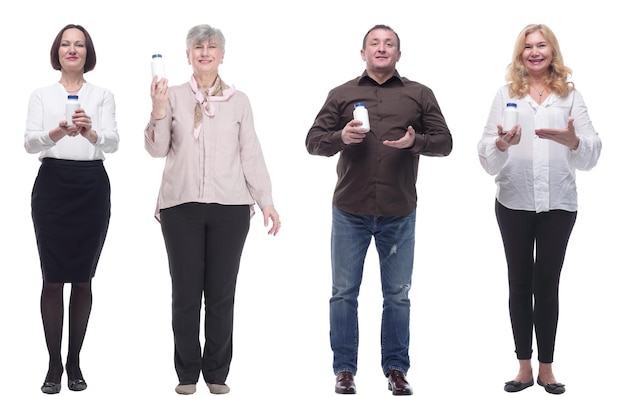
[{"x1": 0, "y1": 1, "x2": 623, "y2": 395}]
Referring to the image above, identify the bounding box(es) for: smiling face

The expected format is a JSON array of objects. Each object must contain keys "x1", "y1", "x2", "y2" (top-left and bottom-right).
[
  {"x1": 58, "y1": 28, "x2": 87, "y2": 72},
  {"x1": 187, "y1": 38, "x2": 224, "y2": 77},
  {"x1": 522, "y1": 31, "x2": 553, "y2": 77},
  {"x1": 361, "y1": 28, "x2": 401, "y2": 78}
]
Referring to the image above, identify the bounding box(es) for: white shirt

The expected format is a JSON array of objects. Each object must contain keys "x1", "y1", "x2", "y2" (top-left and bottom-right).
[
  {"x1": 477, "y1": 85, "x2": 601, "y2": 213},
  {"x1": 24, "y1": 82, "x2": 119, "y2": 160}
]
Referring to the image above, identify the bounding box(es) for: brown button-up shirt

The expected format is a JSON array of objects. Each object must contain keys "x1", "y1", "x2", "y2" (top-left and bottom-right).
[{"x1": 306, "y1": 71, "x2": 452, "y2": 216}]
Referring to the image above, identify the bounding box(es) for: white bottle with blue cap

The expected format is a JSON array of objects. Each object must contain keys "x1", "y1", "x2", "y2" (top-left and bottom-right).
[
  {"x1": 502, "y1": 102, "x2": 518, "y2": 133},
  {"x1": 65, "y1": 95, "x2": 80, "y2": 126},
  {"x1": 151, "y1": 54, "x2": 166, "y2": 80},
  {"x1": 353, "y1": 102, "x2": 370, "y2": 132}
]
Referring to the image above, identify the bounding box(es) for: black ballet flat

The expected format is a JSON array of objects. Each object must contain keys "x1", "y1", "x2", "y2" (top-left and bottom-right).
[
  {"x1": 537, "y1": 376, "x2": 565, "y2": 394},
  {"x1": 41, "y1": 382, "x2": 61, "y2": 394},
  {"x1": 68, "y1": 378, "x2": 88, "y2": 391},
  {"x1": 504, "y1": 378, "x2": 534, "y2": 392}
]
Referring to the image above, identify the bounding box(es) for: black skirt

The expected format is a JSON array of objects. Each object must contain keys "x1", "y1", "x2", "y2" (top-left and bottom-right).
[{"x1": 31, "y1": 158, "x2": 111, "y2": 283}]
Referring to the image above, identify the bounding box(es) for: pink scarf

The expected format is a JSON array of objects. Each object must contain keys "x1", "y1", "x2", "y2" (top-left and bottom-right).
[{"x1": 190, "y1": 75, "x2": 236, "y2": 138}]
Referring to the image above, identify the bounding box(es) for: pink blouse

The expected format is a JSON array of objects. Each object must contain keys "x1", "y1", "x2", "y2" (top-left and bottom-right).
[{"x1": 144, "y1": 82, "x2": 274, "y2": 220}]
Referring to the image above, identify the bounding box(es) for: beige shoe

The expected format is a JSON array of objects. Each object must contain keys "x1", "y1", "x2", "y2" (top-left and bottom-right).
[
  {"x1": 175, "y1": 383, "x2": 197, "y2": 394},
  {"x1": 207, "y1": 383, "x2": 230, "y2": 394}
]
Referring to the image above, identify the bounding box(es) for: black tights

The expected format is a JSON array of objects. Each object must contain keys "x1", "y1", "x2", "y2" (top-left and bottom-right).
[{"x1": 41, "y1": 281, "x2": 92, "y2": 382}]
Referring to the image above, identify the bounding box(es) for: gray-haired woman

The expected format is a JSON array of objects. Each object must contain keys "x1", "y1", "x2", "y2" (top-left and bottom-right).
[{"x1": 144, "y1": 24, "x2": 281, "y2": 395}]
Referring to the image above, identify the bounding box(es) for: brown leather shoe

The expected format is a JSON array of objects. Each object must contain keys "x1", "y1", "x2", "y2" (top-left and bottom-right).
[
  {"x1": 387, "y1": 370, "x2": 413, "y2": 395},
  {"x1": 335, "y1": 371, "x2": 356, "y2": 394}
]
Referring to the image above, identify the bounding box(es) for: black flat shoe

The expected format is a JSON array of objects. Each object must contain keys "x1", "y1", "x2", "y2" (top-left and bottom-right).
[
  {"x1": 41, "y1": 382, "x2": 61, "y2": 394},
  {"x1": 504, "y1": 378, "x2": 534, "y2": 392},
  {"x1": 68, "y1": 378, "x2": 88, "y2": 392},
  {"x1": 537, "y1": 376, "x2": 565, "y2": 394}
]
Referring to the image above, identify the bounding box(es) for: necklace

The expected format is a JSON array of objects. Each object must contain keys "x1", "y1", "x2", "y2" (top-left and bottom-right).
[
  {"x1": 531, "y1": 85, "x2": 546, "y2": 97},
  {"x1": 60, "y1": 80, "x2": 84, "y2": 94}
]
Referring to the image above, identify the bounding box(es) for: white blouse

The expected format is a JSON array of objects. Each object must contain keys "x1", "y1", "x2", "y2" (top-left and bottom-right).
[
  {"x1": 477, "y1": 85, "x2": 601, "y2": 213},
  {"x1": 24, "y1": 82, "x2": 119, "y2": 160}
]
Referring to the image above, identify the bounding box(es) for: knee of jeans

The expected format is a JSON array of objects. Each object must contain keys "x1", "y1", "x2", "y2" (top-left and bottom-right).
[
  {"x1": 332, "y1": 283, "x2": 360, "y2": 300},
  {"x1": 383, "y1": 283, "x2": 411, "y2": 303}
]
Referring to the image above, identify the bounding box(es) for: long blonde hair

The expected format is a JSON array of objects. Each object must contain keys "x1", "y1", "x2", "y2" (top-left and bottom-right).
[{"x1": 506, "y1": 24, "x2": 574, "y2": 98}]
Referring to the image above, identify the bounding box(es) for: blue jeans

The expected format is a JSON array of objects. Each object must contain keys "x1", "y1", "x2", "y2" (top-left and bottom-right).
[{"x1": 330, "y1": 206, "x2": 415, "y2": 376}]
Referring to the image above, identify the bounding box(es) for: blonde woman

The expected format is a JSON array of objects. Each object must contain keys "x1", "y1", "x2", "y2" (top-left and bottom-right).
[{"x1": 477, "y1": 24, "x2": 601, "y2": 394}]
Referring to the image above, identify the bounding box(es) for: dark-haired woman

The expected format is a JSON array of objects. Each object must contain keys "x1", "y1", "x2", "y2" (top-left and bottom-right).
[{"x1": 25, "y1": 24, "x2": 119, "y2": 394}]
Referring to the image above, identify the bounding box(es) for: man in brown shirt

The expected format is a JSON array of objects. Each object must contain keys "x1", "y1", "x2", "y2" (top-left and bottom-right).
[{"x1": 305, "y1": 24, "x2": 452, "y2": 395}]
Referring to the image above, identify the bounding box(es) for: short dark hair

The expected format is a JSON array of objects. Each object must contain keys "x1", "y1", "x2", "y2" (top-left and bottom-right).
[
  {"x1": 50, "y1": 24, "x2": 97, "y2": 73},
  {"x1": 362, "y1": 24, "x2": 400, "y2": 51}
]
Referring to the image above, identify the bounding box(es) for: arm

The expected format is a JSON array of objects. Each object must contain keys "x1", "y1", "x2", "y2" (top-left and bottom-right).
[
  {"x1": 238, "y1": 95, "x2": 280, "y2": 235},
  {"x1": 563, "y1": 90, "x2": 602, "y2": 170},
  {"x1": 144, "y1": 77, "x2": 172, "y2": 158},
  {"x1": 568, "y1": 91, "x2": 602, "y2": 170},
  {"x1": 91, "y1": 89, "x2": 119, "y2": 153},
  {"x1": 24, "y1": 90, "x2": 57, "y2": 153},
  {"x1": 477, "y1": 89, "x2": 511, "y2": 175},
  {"x1": 533, "y1": 90, "x2": 601, "y2": 170},
  {"x1": 408, "y1": 88, "x2": 452, "y2": 157},
  {"x1": 239, "y1": 94, "x2": 274, "y2": 210},
  {"x1": 305, "y1": 91, "x2": 346, "y2": 157}
]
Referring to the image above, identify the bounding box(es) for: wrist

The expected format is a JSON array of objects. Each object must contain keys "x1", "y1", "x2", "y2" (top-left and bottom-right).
[
  {"x1": 496, "y1": 137, "x2": 509, "y2": 152},
  {"x1": 152, "y1": 109, "x2": 166, "y2": 120}
]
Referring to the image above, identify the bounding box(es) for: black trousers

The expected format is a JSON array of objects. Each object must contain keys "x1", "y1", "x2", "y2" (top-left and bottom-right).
[
  {"x1": 495, "y1": 200, "x2": 577, "y2": 363},
  {"x1": 160, "y1": 203, "x2": 250, "y2": 385}
]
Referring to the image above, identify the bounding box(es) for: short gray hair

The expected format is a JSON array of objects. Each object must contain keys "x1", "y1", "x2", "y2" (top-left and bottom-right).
[{"x1": 186, "y1": 24, "x2": 225, "y2": 50}]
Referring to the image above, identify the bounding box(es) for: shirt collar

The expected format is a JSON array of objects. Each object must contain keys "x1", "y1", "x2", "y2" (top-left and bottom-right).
[{"x1": 357, "y1": 70, "x2": 404, "y2": 87}]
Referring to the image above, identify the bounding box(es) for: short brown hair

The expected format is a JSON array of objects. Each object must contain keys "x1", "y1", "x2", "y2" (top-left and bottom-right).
[
  {"x1": 362, "y1": 24, "x2": 400, "y2": 51},
  {"x1": 50, "y1": 24, "x2": 97, "y2": 73}
]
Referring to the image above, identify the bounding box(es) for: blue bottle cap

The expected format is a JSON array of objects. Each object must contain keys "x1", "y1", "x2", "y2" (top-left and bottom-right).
[
  {"x1": 68, "y1": 95, "x2": 79, "y2": 100},
  {"x1": 506, "y1": 102, "x2": 517, "y2": 108},
  {"x1": 152, "y1": 54, "x2": 163, "y2": 59},
  {"x1": 354, "y1": 102, "x2": 365, "y2": 107}
]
